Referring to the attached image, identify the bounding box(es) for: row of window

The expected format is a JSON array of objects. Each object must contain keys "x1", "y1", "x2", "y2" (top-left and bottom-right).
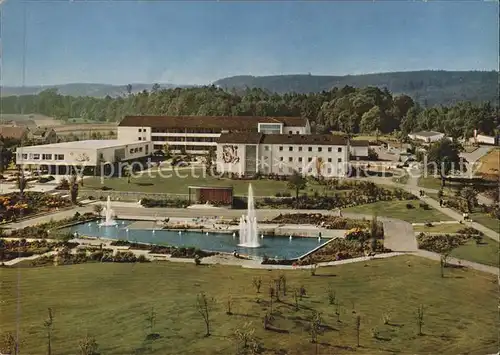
[
  {"x1": 129, "y1": 147, "x2": 143, "y2": 154},
  {"x1": 151, "y1": 136, "x2": 216, "y2": 142},
  {"x1": 163, "y1": 144, "x2": 213, "y2": 151},
  {"x1": 262, "y1": 166, "x2": 340, "y2": 174},
  {"x1": 277, "y1": 156, "x2": 342, "y2": 163},
  {"x1": 151, "y1": 128, "x2": 220, "y2": 134},
  {"x1": 19, "y1": 153, "x2": 65, "y2": 161},
  {"x1": 272, "y1": 146, "x2": 342, "y2": 153}
]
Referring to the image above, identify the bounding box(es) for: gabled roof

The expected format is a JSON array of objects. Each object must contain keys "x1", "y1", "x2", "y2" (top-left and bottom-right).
[
  {"x1": 218, "y1": 132, "x2": 264, "y2": 144},
  {"x1": 261, "y1": 134, "x2": 348, "y2": 146},
  {"x1": 217, "y1": 133, "x2": 348, "y2": 146},
  {"x1": 350, "y1": 140, "x2": 369, "y2": 147},
  {"x1": 119, "y1": 115, "x2": 308, "y2": 130},
  {"x1": 0, "y1": 126, "x2": 29, "y2": 140}
]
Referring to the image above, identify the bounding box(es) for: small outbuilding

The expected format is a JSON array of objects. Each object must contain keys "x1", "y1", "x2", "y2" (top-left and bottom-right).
[
  {"x1": 408, "y1": 131, "x2": 445, "y2": 143},
  {"x1": 349, "y1": 140, "x2": 369, "y2": 159},
  {"x1": 188, "y1": 186, "x2": 233, "y2": 206}
]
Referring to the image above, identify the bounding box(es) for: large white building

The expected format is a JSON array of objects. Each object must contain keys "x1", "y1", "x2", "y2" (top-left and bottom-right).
[
  {"x1": 217, "y1": 133, "x2": 350, "y2": 177},
  {"x1": 117, "y1": 115, "x2": 311, "y2": 154},
  {"x1": 16, "y1": 140, "x2": 152, "y2": 175},
  {"x1": 408, "y1": 131, "x2": 445, "y2": 143}
]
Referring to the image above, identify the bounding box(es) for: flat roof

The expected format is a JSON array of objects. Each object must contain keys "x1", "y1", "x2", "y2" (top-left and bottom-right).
[
  {"x1": 410, "y1": 131, "x2": 444, "y2": 137},
  {"x1": 17, "y1": 139, "x2": 148, "y2": 150}
]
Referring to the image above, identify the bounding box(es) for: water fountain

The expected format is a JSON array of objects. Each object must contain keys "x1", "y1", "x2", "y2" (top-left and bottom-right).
[
  {"x1": 99, "y1": 196, "x2": 117, "y2": 227},
  {"x1": 238, "y1": 184, "x2": 261, "y2": 248}
]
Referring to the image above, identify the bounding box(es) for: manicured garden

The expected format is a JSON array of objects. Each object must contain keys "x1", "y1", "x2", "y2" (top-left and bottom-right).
[
  {"x1": 343, "y1": 200, "x2": 450, "y2": 223},
  {"x1": 416, "y1": 227, "x2": 499, "y2": 267},
  {"x1": 413, "y1": 223, "x2": 465, "y2": 234},
  {"x1": 0, "y1": 256, "x2": 497, "y2": 355}
]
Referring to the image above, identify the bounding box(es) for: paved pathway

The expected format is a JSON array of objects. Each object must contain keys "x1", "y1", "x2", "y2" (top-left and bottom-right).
[
  {"x1": 4, "y1": 206, "x2": 92, "y2": 231},
  {"x1": 3, "y1": 251, "x2": 57, "y2": 266},
  {"x1": 460, "y1": 145, "x2": 494, "y2": 163},
  {"x1": 403, "y1": 167, "x2": 499, "y2": 241},
  {"x1": 414, "y1": 249, "x2": 499, "y2": 276},
  {"x1": 419, "y1": 195, "x2": 499, "y2": 241}
]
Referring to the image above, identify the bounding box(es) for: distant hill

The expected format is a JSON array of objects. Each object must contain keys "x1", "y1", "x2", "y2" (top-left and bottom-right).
[
  {"x1": 0, "y1": 83, "x2": 190, "y2": 98},
  {"x1": 214, "y1": 70, "x2": 499, "y2": 106}
]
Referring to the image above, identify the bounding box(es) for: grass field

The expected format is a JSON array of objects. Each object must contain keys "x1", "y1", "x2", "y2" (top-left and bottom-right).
[
  {"x1": 450, "y1": 239, "x2": 500, "y2": 267},
  {"x1": 343, "y1": 200, "x2": 450, "y2": 223},
  {"x1": 413, "y1": 223, "x2": 464, "y2": 234},
  {"x1": 417, "y1": 176, "x2": 444, "y2": 190},
  {"x1": 470, "y1": 213, "x2": 500, "y2": 234},
  {"x1": 84, "y1": 172, "x2": 296, "y2": 196},
  {"x1": 0, "y1": 256, "x2": 497, "y2": 355},
  {"x1": 476, "y1": 148, "x2": 500, "y2": 176}
]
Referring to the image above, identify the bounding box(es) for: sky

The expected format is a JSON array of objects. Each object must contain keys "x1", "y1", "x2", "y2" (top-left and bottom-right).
[{"x1": 1, "y1": 0, "x2": 498, "y2": 86}]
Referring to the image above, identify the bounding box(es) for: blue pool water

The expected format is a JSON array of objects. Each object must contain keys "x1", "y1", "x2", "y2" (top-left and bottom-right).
[{"x1": 67, "y1": 220, "x2": 324, "y2": 259}]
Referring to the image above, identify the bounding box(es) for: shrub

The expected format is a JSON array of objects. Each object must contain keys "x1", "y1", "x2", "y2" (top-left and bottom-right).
[
  {"x1": 141, "y1": 198, "x2": 189, "y2": 208},
  {"x1": 406, "y1": 203, "x2": 414, "y2": 209},
  {"x1": 416, "y1": 233, "x2": 470, "y2": 253},
  {"x1": 419, "y1": 202, "x2": 429, "y2": 210},
  {"x1": 56, "y1": 178, "x2": 70, "y2": 190}
]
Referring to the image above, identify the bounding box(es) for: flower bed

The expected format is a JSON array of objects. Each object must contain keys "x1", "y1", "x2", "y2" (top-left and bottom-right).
[
  {"x1": 416, "y1": 232, "x2": 478, "y2": 254},
  {"x1": 0, "y1": 239, "x2": 78, "y2": 262},
  {"x1": 109, "y1": 240, "x2": 216, "y2": 258},
  {"x1": 268, "y1": 213, "x2": 377, "y2": 230},
  {"x1": 7, "y1": 212, "x2": 96, "y2": 240},
  {"x1": 256, "y1": 182, "x2": 415, "y2": 210},
  {"x1": 0, "y1": 192, "x2": 71, "y2": 223},
  {"x1": 298, "y1": 237, "x2": 390, "y2": 265},
  {"x1": 31, "y1": 249, "x2": 150, "y2": 267}
]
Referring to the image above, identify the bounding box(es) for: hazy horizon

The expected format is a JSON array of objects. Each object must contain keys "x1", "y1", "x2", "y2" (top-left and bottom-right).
[{"x1": 2, "y1": 1, "x2": 498, "y2": 87}]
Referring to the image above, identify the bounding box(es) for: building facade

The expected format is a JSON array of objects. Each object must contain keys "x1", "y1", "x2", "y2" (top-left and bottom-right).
[
  {"x1": 408, "y1": 131, "x2": 445, "y2": 143},
  {"x1": 349, "y1": 140, "x2": 369, "y2": 159},
  {"x1": 117, "y1": 115, "x2": 311, "y2": 154},
  {"x1": 216, "y1": 133, "x2": 350, "y2": 177},
  {"x1": 16, "y1": 140, "x2": 152, "y2": 175}
]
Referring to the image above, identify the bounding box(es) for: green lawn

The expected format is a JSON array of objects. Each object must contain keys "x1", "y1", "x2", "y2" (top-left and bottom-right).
[
  {"x1": 471, "y1": 213, "x2": 500, "y2": 234},
  {"x1": 0, "y1": 256, "x2": 497, "y2": 355},
  {"x1": 343, "y1": 200, "x2": 450, "y2": 223},
  {"x1": 413, "y1": 223, "x2": 464, "y2": 234},
  {"x1": 417, "y1": 176, "x2": 443, "y2": 190},
  {"x1": 83, "y1": 171, "x2": 294, "y2": 196},
  {"x1": 83, "y1": 171, "x2": 397, "y2": 198},
  {"x1": 451, "y1": 239, "x2": 500, "y2": 267}
]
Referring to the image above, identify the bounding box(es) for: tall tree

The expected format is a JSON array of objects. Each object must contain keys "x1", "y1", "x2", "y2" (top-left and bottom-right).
[
  {"x1": 426, "y1": 138, "x2": 462, "y2": 187},
  {"x1": 287, "y1": 170, "x2": 307, "y2": 207}
]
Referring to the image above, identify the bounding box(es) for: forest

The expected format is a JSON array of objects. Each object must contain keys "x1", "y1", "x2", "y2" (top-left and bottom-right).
[{"x1": 1, "y1": 84, "x2": 498, "y2": 139}]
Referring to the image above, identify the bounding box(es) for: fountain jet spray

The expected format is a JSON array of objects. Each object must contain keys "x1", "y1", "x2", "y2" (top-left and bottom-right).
[
  {"x1": 99, "y1": 196, "x2": 117, "y2": 226},
  {"x1": 238, "y1": 184, "x2": 260, "y2": 248}
]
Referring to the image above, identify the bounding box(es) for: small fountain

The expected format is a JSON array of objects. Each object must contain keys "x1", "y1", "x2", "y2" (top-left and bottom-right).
[
  {"x1": 99, "y1": 196, "x2": 117, "y2": 227},
  {"x1": 238, "y1": 184, "x2": 261, "y2": 248}
]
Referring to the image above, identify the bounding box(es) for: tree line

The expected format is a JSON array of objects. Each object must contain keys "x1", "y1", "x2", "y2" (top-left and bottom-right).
[{"x1": 1, "y1": 85, "x2": 498, "y2": 139}]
